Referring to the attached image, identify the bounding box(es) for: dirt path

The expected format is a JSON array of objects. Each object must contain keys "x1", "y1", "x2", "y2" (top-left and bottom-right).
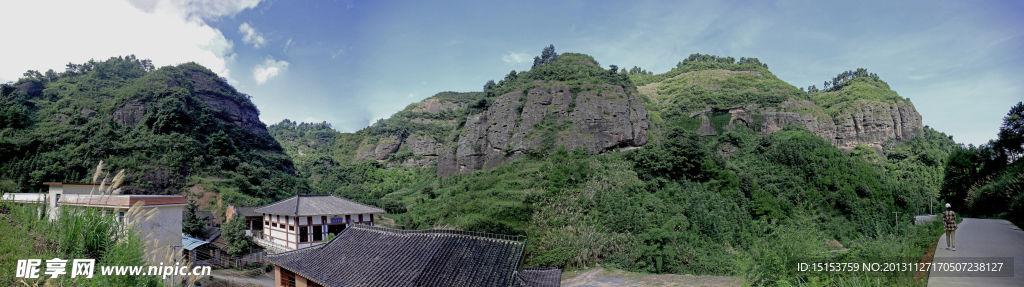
[
  {"x1": 207, "y1": 269, "x2": 276, "y2": 287},
  {"x1": 561, "y1": 268, "x2": 744, "y2": 287}
]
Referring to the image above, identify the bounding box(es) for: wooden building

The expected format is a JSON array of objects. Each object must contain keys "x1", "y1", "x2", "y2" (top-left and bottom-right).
[
  {"x1": 253, "y1": 194, "x2": 384, "y2": 251},
  {"x1": 266, "y1": 224, "x2": 560, "y2": 287},
  {"x1": 226, "y1": 205, "x2": 263, "y2": 236}
]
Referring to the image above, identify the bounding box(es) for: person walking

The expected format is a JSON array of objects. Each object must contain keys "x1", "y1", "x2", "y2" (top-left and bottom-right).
[{"x1": 943, "y1": 203, "x2": 957, "y2": 251}]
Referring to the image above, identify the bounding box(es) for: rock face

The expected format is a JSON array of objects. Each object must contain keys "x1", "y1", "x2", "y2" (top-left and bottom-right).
[
  {"x1": 353, "y1": 83, "x2": 650, "y2": 178},
  {"x1": 16, "y1": 82, "x2": 43, "y2": 97},
  {"x1": 375, "y1": 135, "x2": 403, "y2": 160},
  {"x1": 198, "y1": 95, "x2": 265, "y2": 133},
  {"x1": 406, "y1": 134, "x2": 441, "y2": 156},
  {"x1": 436, "y1": 84, "x2": 649, "y2": 178},
  {"x1": 412, "y1": 98, "x2": 467, "y2": 113},
  {"x1": 113, "y1": 99, "x2": 147, "y2": 127},
  {"x1": 696, "y1": 101, "x2": 923, "y2": 148}
]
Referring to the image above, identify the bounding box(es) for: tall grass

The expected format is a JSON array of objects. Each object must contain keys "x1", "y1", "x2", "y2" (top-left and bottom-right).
[{"x1": 0, "y1": 161, "x2": 201, "y2": 286}]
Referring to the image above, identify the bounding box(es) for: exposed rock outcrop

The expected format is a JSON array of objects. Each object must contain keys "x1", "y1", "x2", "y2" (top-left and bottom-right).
[
  {"x1": 696, "y1": 101, "x2": 923, "y2": 148},
  {"x1": 435, "y1": 84, "x2": 649, "y2": 178},
  {"x1": 199, "y1": 95, "x2": 265, "y2": 133},
  {"x1": 406, "y1": 134, "x2": 441, "y2": 156},
  {"x1": 412, "y1": 98, "x2": 467, "y2": 113},
  {"x1": 113, "y1": 99, "x2": 147, "y2": 127},
  {"x1": 16, "y1": 82, "x2": 43, "y2": 97},
  {"x1": 375, "y1": 135, "x2": 403, "y2": 160}
]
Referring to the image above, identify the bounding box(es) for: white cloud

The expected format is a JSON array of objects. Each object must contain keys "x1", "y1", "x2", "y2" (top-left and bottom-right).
[
  {"x1": 239, "y1": 22, "x2": 266, "y2": 48},
  {"x1": 284, "y1": 38, "x2": 293, "y2": 52},
  {"x1": 129, "y1": 0, "x2": 262, "y2": 22},
  {"x1": 407, "y1": 93, "x2": 418, "y2": 98},
  {"x1": 253, "y1": 57, "x2": 289, "y2": 85},
  {"x1": 501, "y1": 52, "x2": 531, "y2": 64},
  {"x1": 332, "y1": 48, "x2": 346, "y2": 59},
  {"x1": 0, "y1": 0, "x2": 253, "y2": 84}
]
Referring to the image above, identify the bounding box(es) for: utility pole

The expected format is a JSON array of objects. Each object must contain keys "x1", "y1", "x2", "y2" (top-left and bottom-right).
[{"x1": 893, "y1": 212, "x2": 900, "y2": 228}]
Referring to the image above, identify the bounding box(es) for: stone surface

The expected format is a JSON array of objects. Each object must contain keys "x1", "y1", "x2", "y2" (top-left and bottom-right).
[
  {"x1": 702, "y1": 101, "x2": 923, "y2": 148},
  {"x1": 354, "y1": 140, "x2": 377, "y2": 162},
  {"x1": 406, "y1": 134, "x2": 441, "y2": 156},
  {"x1": 412, "y1": 98, "x2": 467, "y2": 113},
  {"x1": 113, "y1": 99, "x2": 147, "y2": 127},
  {"x1": 199, "y1": 94, "x2": 265, "y2": 133},
  {"x1": 436, "y1": 84, "x2": 649, "y2": 178},
  {"x1": 374, "y1": 135, "x2": 403, "y2": 161},
  {"x1": 16, "y1": 82, "x2": 43, "y2": 97}
]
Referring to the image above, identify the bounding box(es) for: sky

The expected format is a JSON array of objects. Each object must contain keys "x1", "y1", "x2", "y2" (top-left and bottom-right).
[{"x1": 1, "y1": 0, "x2": 1021, "y2": 146}]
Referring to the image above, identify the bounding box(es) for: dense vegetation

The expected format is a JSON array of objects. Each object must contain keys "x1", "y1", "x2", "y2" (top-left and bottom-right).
[
  {"x1": 264, "y1": 47, "x2": 960, "y2": 285},
  {"x1": 0, "y1": 56, "x2": 302, "y2": 206},
  {"x1": 940, "y1": 102, "x2": 1024, "y2": 227},
  {"x1": 0, "y1": 163, "x2": 194, "y2": 286},
  {"x1": 2, "y1": 47, "x2": 990, "y2": 285}
]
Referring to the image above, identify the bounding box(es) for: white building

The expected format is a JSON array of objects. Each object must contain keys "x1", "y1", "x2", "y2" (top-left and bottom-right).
[
  {"x1": 253, "y1": 194, "x2": 385, "y2": 252},
  {"x1": 3, "y1": 182, "x2": 187, "y2": 264}
]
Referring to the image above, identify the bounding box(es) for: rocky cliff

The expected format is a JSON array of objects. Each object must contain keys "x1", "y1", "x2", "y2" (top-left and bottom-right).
[
  {"x1": 351, "y1": 83, "x2": 650, "y2": 177},
  {"x1": 436, "y1": 84, "x2": 648, "y2": 177},
  {"x1": 644, "y1": 64, "x2": 923, "y2": 152},
  {"x1": 696, "y1": 101, "x2": 923, "y2": 149}
]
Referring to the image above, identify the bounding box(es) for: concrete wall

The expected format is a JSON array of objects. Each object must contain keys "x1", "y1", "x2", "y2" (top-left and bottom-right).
[
  {"x1": 46, "y1": 184, "x2": 101, "y2": 218},
  {"x1": 138, "y1": 205, "x2": 184, "y2": 264}
]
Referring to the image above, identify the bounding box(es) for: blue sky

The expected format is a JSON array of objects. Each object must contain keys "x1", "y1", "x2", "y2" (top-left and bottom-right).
[{"x1": 2, "y1": 0, "x2": 1021, "y2": 146}]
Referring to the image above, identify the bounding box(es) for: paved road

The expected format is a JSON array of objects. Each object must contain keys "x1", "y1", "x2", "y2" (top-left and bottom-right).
[{"x1": 928, "y1": 218, "x2": 1024, "y2": 287}]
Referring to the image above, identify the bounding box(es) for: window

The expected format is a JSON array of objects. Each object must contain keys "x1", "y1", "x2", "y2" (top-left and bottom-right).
[
  {"x1": 313, "y1": 225, "x2": 323, "y2": 241},
  {"x1": 273, "y1": 222, "x2": 278, "y2": 228},
  {"x1": 289, "y1": 225, "x2": 294, "y2": 231},
  {"x1": 299, "y1": 226, "x2": 308, "y2": 243},
  {"x1": 118, "y1": 212, "x2": 125, "y2": 223},
  {"x1": 55, "y1": 194, "x2": 61, "y2": 206},
  {"x1": 281, "y1": 269, "x2": 296, "y2": 287},
  {"x1": 264, "y1": 221, "x2": 269, "y2": 226}
]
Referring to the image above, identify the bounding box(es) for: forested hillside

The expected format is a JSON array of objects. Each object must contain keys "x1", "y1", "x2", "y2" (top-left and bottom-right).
[
  {"x1": 940, "y1": 102, "x2": 1024, "y2": 227},
  {"x1": 268, "y1": 47, "x2": 963, "y2": 284},
  {"x1": 0, "y1": 49, "x2": 986, "y2": 285},
  {"x1": 0, "y1": 56, "x2": 302, "y2": 204}
]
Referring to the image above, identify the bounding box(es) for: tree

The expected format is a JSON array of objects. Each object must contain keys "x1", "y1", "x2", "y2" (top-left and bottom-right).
[
  {"x1": 541, "y1": 44, "x2": 557, "y2": 62},
  {"x1": 182, "y1": 199, "x2": 208, "y2": 238},
  {"x1": 222, "y1": 216, "x2": 253, "y2": 256},
  {"x1": 532, "y1": 45, "x2": 558, "y2": 68},
  {"x1": 997, "y1": 102, "x2": 1024, "y2": 161}
]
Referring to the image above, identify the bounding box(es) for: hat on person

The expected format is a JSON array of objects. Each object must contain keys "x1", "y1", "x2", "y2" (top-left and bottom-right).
[{"x1": 945, "y1": 203, "x2": 951, "y2": 208}]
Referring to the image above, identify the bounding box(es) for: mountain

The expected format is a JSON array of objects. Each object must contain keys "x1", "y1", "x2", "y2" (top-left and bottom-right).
[
  {"x1": 0, "y1": 56, "x2": 301, "y2": 202},
  {"x1": 330, "y1": 53, "x2": 923, "y2": 178},
  {"x1": 266, "y1": 49, "x2": 958, "y2": 282},
  {"x1": 0, "y1": 51, "x2": 958, "y2": 282}
]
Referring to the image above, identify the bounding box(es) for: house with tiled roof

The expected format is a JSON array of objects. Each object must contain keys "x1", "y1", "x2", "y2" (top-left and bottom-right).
[
  {"x1": 266, "y1": 224, "x2": 561, "y2": 287},
  {"x1": 253, "y1": 194, "x2": 385, "y2": 252},
  {"x1": 226, "y1": 205, "x2": 263, "y2": 236}
]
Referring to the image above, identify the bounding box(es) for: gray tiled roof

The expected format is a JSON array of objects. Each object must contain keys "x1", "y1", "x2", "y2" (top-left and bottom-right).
[
  {"x1": 267, "y1": 224, "x2": 541, "y2": 287},
  {"x1": 517, "y1": 267, "x2": 562, "y2": 287},
  {"x1": 233, "y1": 206, "x2": 261, "y2": 217},
  {"x1": 254, "y1": 194, "x2": 384, "y2": 216}
]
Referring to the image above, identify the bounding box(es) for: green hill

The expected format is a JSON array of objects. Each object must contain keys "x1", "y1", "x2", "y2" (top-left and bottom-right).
[
  {"x1": 0, "y1": 50, "x2": 966, "y2": 285},
  {"x1": 264, "y1": 48, "x2": 959, "y2": 284},
  {"x1": 0, "y1": 56, "x2": 302, "y2": 204}
]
